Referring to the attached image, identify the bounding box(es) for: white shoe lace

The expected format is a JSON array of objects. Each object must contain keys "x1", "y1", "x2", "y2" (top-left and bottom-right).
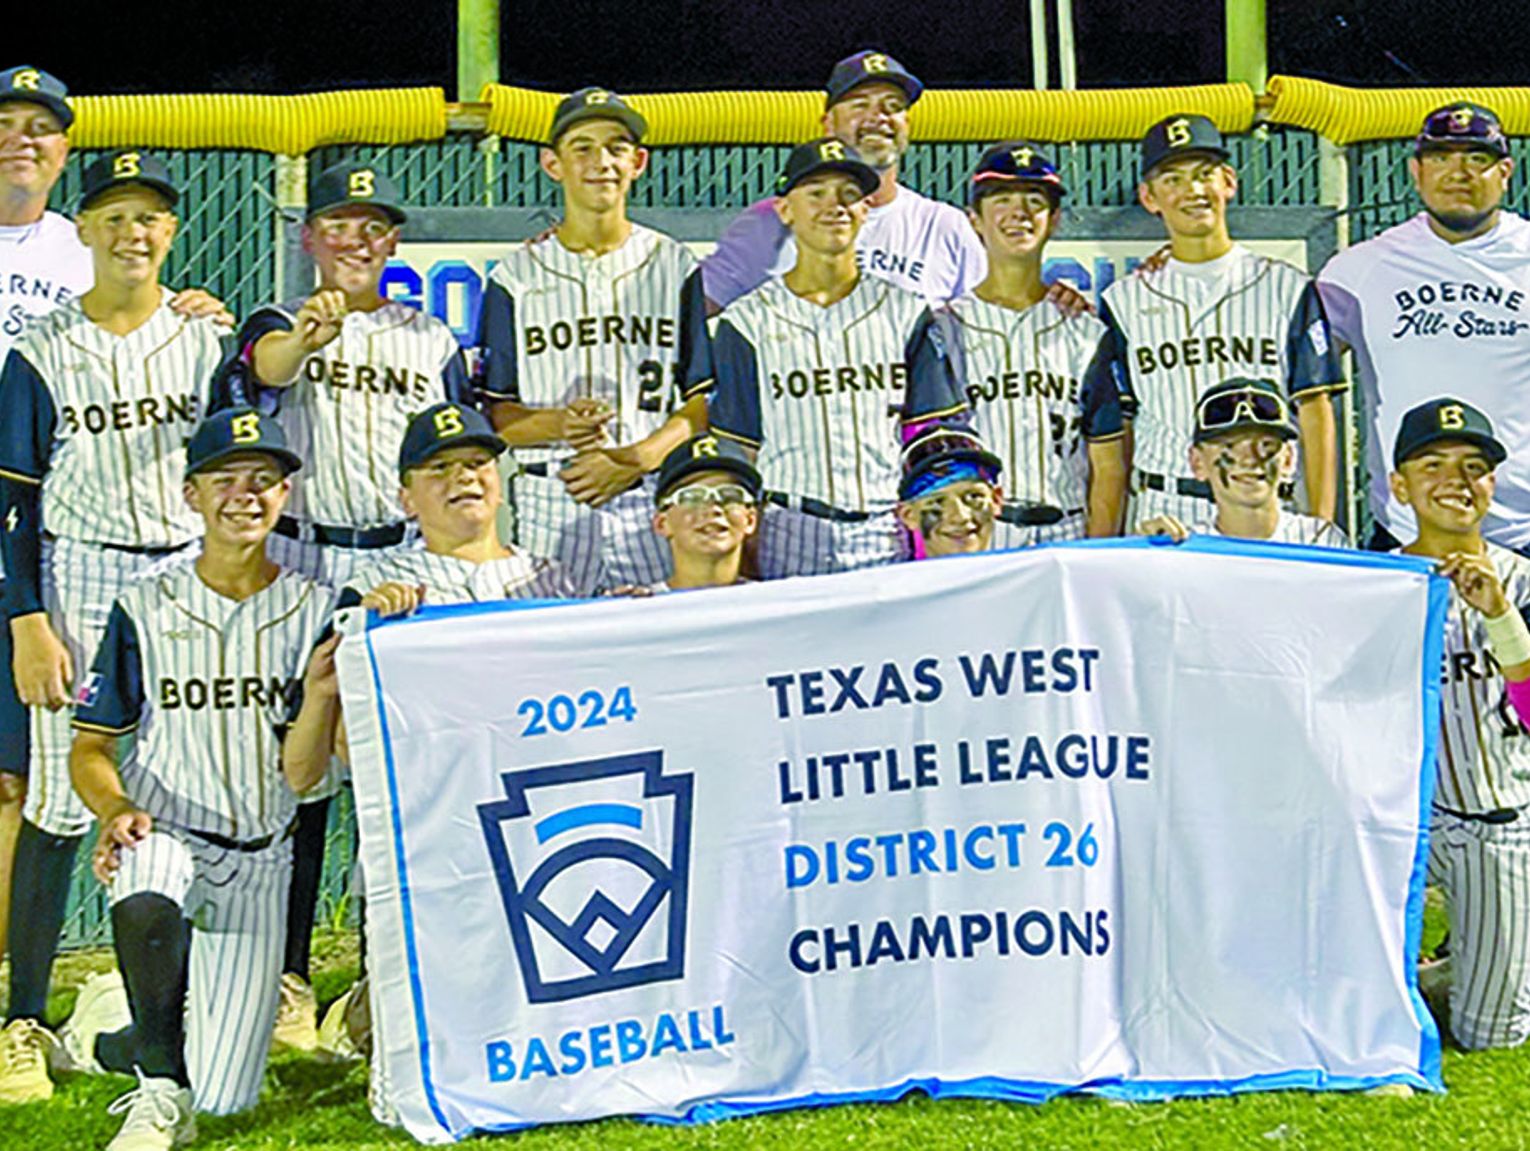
[{"x1": 107, "y1": 1072, "x2": 184, "y2": 1136}]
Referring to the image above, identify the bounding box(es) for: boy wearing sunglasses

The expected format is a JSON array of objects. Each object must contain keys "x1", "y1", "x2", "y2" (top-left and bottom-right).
[
  {"x1": 1137, "y1": 378, "x2": 1350, "y2": 548},
  {"x1": 648, "y1": 436, "x2": 762, "y2": 591}
]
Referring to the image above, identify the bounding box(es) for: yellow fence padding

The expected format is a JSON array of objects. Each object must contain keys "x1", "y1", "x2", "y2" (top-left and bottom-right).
[
  {"x1": 69, "y1": 89, "x2": 447, "y2": 154},
  {"x1": 1266, "y1": 76, "x2": 1530, "y2": 144}
]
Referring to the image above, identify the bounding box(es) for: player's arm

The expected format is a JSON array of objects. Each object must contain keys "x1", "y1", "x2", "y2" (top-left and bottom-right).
[
  {"x1": 248, "y1": 294, "x2": 347, "y2": 388},
  {"x1": 1081, "y1": 333, "x2": 1128, "y2": 536},
  {"x1": 702, "y1": 318, "x2": 765, "y2": 456},
  {"x1": 701, "y1": 199, "x2": 788, "y2": 316},
  {"x1": 1096, "y1": 301, "x2": 1135, "y2": 473},
  {"x1": 1286, "y1": 282, "x2": 1346, "y2": 521},
  {"x1": 1441, "y1": 553, "x2": 1530, "y2": 682},
  {"x1": 283, "y1": 633, "x2": 343, "y2": 793},
  {"x1": 167, "y1": 287, "x2": 235, "y2": 328},
  {"x1": 901, "y1": 308, "x2": 970, "y2": 437}
]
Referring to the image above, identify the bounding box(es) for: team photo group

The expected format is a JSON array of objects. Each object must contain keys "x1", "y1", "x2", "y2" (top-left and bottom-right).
[{"x1": 0, "y1": 46, "x2": 1527, "y2": 1150}]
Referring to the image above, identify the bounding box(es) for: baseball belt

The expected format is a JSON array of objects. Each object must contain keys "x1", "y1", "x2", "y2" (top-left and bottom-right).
[
  {"x1": 95, "y1": 541, "x2": 191, "y2": 557},
  {"x1": 1435, "y1": 804, "x2": 1522, "y2": 825},
  {"x1": 275, "y1": 516, "x2": 408, "y2": 549},
  {"x1": 186, "y1": 819, "x2": 298, "y2": 854},
  {"x1": 1134, "y1": 470, "x2": 1212, "y2": 501},
  {"x1": 764, "y1": 492, "x2": 875, "y2": 524},
  {"x1": 997, "y1": 502, "x2": 1077, "y2": 528}
]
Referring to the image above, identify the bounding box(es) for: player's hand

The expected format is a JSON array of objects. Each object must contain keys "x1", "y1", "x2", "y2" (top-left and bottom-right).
[
  {"x1": 295, "y1": 290, "x2": 348, "y2": 350},
  {"x1": 1439, "y1": 551, "x2": 1512, "y2": 617},
  {"x1": 1133, "y1": 243, "x2": 1172, "y2": 277},
  {"x1": 1137, "y1": 515, "x2": 1191, "y2": 543},
  {"x1": 168, "y1": 288, "x2": 235, "y2": 329},
  {"x1": 560, "y1": 399, "x2": 614, "y2": 449},
  {"x1": 11, "y1": 612, "x2": 73, "y2": 710},
  {"x1": 93, "y1": 806, "x2": 152, "y2": 885},
  {"x1": 1045, "y1": 280, "x2": 1095, "y2": 317},
  {"x1": 604, "y1": 584, "x2": 656, "y2": 598},
  {"x1": 361, "y1": 582, "x2": 426, "y2": 619},
  {"x1": 303, "y1": 634, "x2": 342, "y2": 701},
  {"x1": 561, "y1": 450, "x2": 643, "y2": 507}
]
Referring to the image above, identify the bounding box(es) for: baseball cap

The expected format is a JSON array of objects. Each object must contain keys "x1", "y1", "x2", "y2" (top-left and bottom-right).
[
  {"x1": 1139, "y1": 114, "x2": 1230, "y2": 179},
  {"x1": 1393, "y1": 398, "x2": 1507, "y2": 469},
  {"x1": 970, "y1": 141, "x2": 1066, "y2": 205},
  {"x1": 548, "y1": 87, "x2": 647, "y2": 147},
  {"x1": 1415, "y1": 102, "x2": 1510, "y2": 158},
  {"x1": 0, "y1": 66, "x2": 72, "y2": 130},
  {"x1": 655, "y1": 435, "x2": 762, "y2": 504},
  {"x1": 777, "y1": 138, "x2": 880, "y2": 198},
  {"x1": 1192, "y1": 378, "x2": 1297, "y2": 445},
  {"x1": 899, "y1": 426, "x2": 1003, "y2": 502},
  {"x1": 78, "y1": 151, "x2": 178, "y2": 214},
  {"x1": 398, "y1": 402, "x2": 505, "y2": 478},
  {"x1": 185, "y1": 408, "x2": 302, "y2": 479},
  {"x1": 307, "y1": 161, "x2": 407, "y2": 225},
  {"x1": 825, "y1": 51, "x2": 923, "y2": 107}
]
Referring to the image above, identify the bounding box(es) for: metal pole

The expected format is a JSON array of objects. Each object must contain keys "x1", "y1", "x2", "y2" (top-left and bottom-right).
[
  {"x1": 273, "y1": 154, "x2": 310, "y2": 301},
  {"x1": 1225, "y1": 0, "x2": 1267, "y2": 89},
  {"x1": 458, "y1": 0, "x2": 501, "y2": 102},
  {"x1": 1057, "y1": 0, "x2": 1077, "y2": 90},
  {"x1": 1030, "y1": 0, "x2": 1051, "y2": 89}
]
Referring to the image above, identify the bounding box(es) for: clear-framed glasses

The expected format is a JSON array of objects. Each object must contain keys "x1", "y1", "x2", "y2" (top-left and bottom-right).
[{"x1": 660, "y1": 484, "x2": 755, "y2": 511}]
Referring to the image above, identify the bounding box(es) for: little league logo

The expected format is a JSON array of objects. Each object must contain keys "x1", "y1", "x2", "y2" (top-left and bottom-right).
[{"x1": 478, "y1": 751, "x2": 694, "y2": 1004}]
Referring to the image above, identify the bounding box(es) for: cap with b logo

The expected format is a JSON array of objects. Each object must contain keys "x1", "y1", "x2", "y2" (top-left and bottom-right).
[
  {"x1": 1393, "y1": 397, "x2": 1508, "y2": 469},
  {"x1": 655, "y1": 435, "x2": 763, "y2": 504},
  {"x1": 1416, "y1": 102, "x2": 1510, "y2": 158},
  {"x1": 78, "y1": 151, "x2": 179, "y2": 213},
  {"x1": 185, "y1": 408, "x2": 302, "y2": 478},
  {"x1": 547, "y1": 87, "x2": 647, "y2": 147},
  {"x1": 398, "y1": 402, "x2": 505, "y2": 477},
  {"x1": 0, "y1": 66, "x2": 72, "y2": 130},
  {"x1": 307, "y1": 161, "x2": 407, "y2": 225},
  {"x1": 1139, "y1": 113, "x2": 1230, "y2": 179},
  {"x1": 825, "y1": 50, "x2": 923, "y2": 107},
  {"x1": 1192, "y1": 378, "x2": 1296, "y2": 444},
  {"x1": 970, "y1": 141, "x2": 1066, "y2": 204},
  {"x1": 776, "y1": 137, "x2": 880, "y2": 198}
]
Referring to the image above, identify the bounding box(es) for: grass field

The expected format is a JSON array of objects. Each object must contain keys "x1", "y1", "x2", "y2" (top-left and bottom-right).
[{"x1": 2, "y1": 907, "x2": 1525, "y2": 1151}]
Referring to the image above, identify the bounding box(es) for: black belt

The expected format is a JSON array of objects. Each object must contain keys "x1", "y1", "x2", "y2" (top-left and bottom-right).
[
  {"x1": 764, "y1": 492, "x2": 874, "y2": 524},
  {"x1": 96, "y1": 542, "x2": 186, "y2": 557},
  {"x1": 998, "y1": 502, "x2": 1079, "y2": 528},
  {"x1": 275, "y1": 516, "x2": 407, "y2": 549},
  {"x1": 519, "y1": 462, "x2": 561, "y2": 477},
  {"x1": 1136, "y1": 471, "x2": 1212, "y2": 500},
  {"x1": 186, "y1": 821, "x2": 296, "y2": 854},
  {"x1": 1436, "y1": 804, "x2": 1521, "y2": 825}
]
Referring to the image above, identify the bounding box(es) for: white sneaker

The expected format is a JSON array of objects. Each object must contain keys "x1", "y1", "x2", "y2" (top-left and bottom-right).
[
  {"x1": 0, "y1": 1018, "x2": 58, "y2": 1104},
  {"x1": 271, "y1": 973, "x2": 318, "y2": 1053},
  {"x1": 56, "y1": 971, "x2": 132, "y2": 1075},
  {"x1": 105, "y1": 1071, "x2": 196, "y2": 1151}
]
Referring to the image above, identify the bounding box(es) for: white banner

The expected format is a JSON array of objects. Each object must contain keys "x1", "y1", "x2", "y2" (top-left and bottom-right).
[{"x1": 338, "y1": 539, "x2": 1446, "y2": 1144}]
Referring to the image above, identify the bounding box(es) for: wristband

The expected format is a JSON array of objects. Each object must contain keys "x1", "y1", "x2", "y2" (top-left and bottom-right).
[{"x1": 1483, "y1": 607, "x2": 1530, "y2": 669}]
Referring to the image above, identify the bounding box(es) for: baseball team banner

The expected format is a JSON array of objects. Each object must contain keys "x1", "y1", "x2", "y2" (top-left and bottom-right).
[{"x1": 337, "y1": 539, "x2": 1446, "y2": 1144}]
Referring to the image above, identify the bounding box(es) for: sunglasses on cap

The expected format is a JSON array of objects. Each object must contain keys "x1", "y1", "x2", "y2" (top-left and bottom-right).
[
  {"x1": 1196, "y1": 388, "x2": 1290, "y2": 433},
  {"x1": 658, "y1": 484, "x2": 757, "y2": 511},
  {"x1": 902, "y1": 428, "x2": 988, "y2": 469}
]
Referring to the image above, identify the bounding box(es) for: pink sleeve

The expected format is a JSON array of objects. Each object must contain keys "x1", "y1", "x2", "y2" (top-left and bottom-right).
[{"x1": 1507, "y1": 677, "x2": 1530, "y2": 729}]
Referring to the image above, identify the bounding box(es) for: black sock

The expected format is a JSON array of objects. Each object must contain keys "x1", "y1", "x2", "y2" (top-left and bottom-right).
[
  {"x1": 110, "y1": 893, "x2": 190, "y2": 1087},
  {"x1": 283, "y1": 797, "x2": 331, "y2": 980},
  {"x1": 5, "y1": 821, "x2": 82, "y2": 1023}
]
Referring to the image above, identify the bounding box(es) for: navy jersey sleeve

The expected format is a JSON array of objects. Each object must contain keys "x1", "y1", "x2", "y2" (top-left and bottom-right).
[
  {"x1": 72, "y1": 602, "x2": 144, "y2": 735},
  {"x1": 441, "y1": 347, "x2": 474, "y2": 406},
  {"x1": 477, "y1": 280, "x2": 519, "y2": 402},
  {"x1": 1095, "y1": 301, "x2": 1135, "y2": 420},
  {"x1": 677, "y1": 268, "x2": 714, "y2": 400},
  {"x1": 903, "y1": 307, "x2": 969, "y2": 423},
  {"x1": 0, "y1": 350, "x2": 58, "y2": 483},
  {"x1": 706, "y1": 319, "x2": 764, "y2": 449},
  {"x1": 1080, "y1": 334, "x2": 1126, "y2": 440},
  {"x1": 210, "y1": 306, "x2": 297, "y2": 415},
  {"x1": 1, "y1": 479, "x2": 43, "y2": 617},
  {"x1": 1284, "y1": 281, "x2": 1345, "y2": 397}
]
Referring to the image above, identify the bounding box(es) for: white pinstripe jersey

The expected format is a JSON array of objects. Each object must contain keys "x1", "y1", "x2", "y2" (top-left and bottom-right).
[
  {"x1": 0, "y1": 212, "x2": 92, "y2": 362},
  {"x1": 710, "y1": 276, "x2": 964, "y2": 512},
  {"x1": 1100, "y1": 244, "x2": 1343, "y2": 481},
  {"x1": 1198, "y1": 510, "x2": 1351, "y2": 548},
  {"x1": 943, "y1": 295, "x2": 1122, "y2": 512},
  {"x1": 0, "y1": 296, "x2": 219, "y2": 548},
  {"x1": 478, "y1": 223, "x2": 712, "y2": 467},
  {"x1": 341, "y1": 546, "x2": 576, "y2": 606},
  {"x1": 72, "y1": 562, "x2": 335, "y2": 842},
  {"x1": 1431, "y1": 543, "x2": 1530, "y2": 815},
  {"x1": 224, "y1": 300, "x2": 470, "y2": 530}
]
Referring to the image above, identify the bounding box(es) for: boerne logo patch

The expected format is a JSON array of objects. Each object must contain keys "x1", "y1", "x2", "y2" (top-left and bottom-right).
[{"x1": 478, "y1": 750, "x2": 694, "y2": 1004}]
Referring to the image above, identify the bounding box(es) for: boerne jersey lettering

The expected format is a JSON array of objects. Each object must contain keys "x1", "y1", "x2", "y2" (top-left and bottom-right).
[
  {"x1": 477, "y1": 223, "x2": 712, "y2": 460},
  {"x1": 218, "y1": 300, "x2": 471, "y2": 529},
  {"x1": 1, "y1": 211, "x2": 92, "y2": 361},
  {"x1": 940, "y1": 296, "x2": 1122, "y2": 512},
  {"x1": 709, "y1": 277, "x2": 965, "y2": 512},
  {"x1": 341, "y1": 547, "x2": 575, "y2": 607},
  {"x1": 1319, "y1": 213, "x2": 1530, "y2": 548},
  {"x1": 72, "y1": 564, "x2": 334, "y2": 842},
  {"x1": 1101, "y1": 246, "x2": 1343, "y2": 483},
  {"x1": 0, "y1": 297, "x2": 222, "y2": 547}
]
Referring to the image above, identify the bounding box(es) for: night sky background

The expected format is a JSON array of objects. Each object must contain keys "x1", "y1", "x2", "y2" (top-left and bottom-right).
[{"x1": 16, "y1": 1, "x2": 1530, "y2": 96}]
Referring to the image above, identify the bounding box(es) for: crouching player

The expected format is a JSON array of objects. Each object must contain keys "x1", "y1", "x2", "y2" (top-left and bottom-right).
[
  {"x1": 64, "y1": 409, "x2": 335, "y2": 1146},
  {"x1": 896, "y1": 426, "x2": 1005, "y2": 558},
  {"x1": 647, "y1": 435, "x2": 762, "y2": 592}
]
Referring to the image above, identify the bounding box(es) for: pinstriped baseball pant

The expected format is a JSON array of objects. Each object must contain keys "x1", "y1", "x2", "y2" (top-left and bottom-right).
[
  {"x1": 511, "y1": 471, "x2": 670, "y2": 596},
  {"x1": 757, "y1": 504, "x2": 906, "y2": 579}
]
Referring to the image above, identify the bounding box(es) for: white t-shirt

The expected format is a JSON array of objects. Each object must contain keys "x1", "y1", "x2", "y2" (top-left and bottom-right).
[
  {"x1": 1199, "y1": 510, "x2": 1351, "y2": 548},
  {"x1": 0, "y1": 211, "x2": 92, "y2": 362},
  {"x1": 1319, "y1": 212, "x2": 1530, "y2": 548}
]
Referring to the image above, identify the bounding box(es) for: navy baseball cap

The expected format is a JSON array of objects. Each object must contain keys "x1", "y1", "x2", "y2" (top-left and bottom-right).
[
  {"x1": 655, "y1": 435, "x2": 762, "y2": 504},
  {"x1": 1416, "y1": 102, "x2": 1510, "y2": 158},
  {"x1": 78, "y1": 151, "x2": 178, "y2": 213},
  {"x1": 307, "y1": 161, "x2": 407, "y2": 225},
  {"x1": 777, "y1": 138, "x2": 880, "y2": 198},
  {"x1": 1192, "y1": 378, "x2": 1296, "y2": 445},
  {"x1": 0, "y1": 66, "x2": 72, "y2": 130},
  {"x1": 970, "y1": 141, "x2": 1066, "y2": 205},
  {"x1": 1140, "y1": 114, "x2": 1230, "y2": 179},
  {"x1": 398, "y1": 402, "x2": 505, "y2": 478},
  {"x1": 548, "y1": 87, "x2": 647, "y2": 146},
  {"x1": 1393, "y1": 398, "x2": 1507, "y2": 469},
  {"x1": 825, "y1": 51, "x2": 923, "y2": 107},
  {"x1": 899, "y1": 426, "x2": 1003, "y2": 502},
  {"x1": 185, "y1": 408, "x2": 302, "y2": 479}
]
